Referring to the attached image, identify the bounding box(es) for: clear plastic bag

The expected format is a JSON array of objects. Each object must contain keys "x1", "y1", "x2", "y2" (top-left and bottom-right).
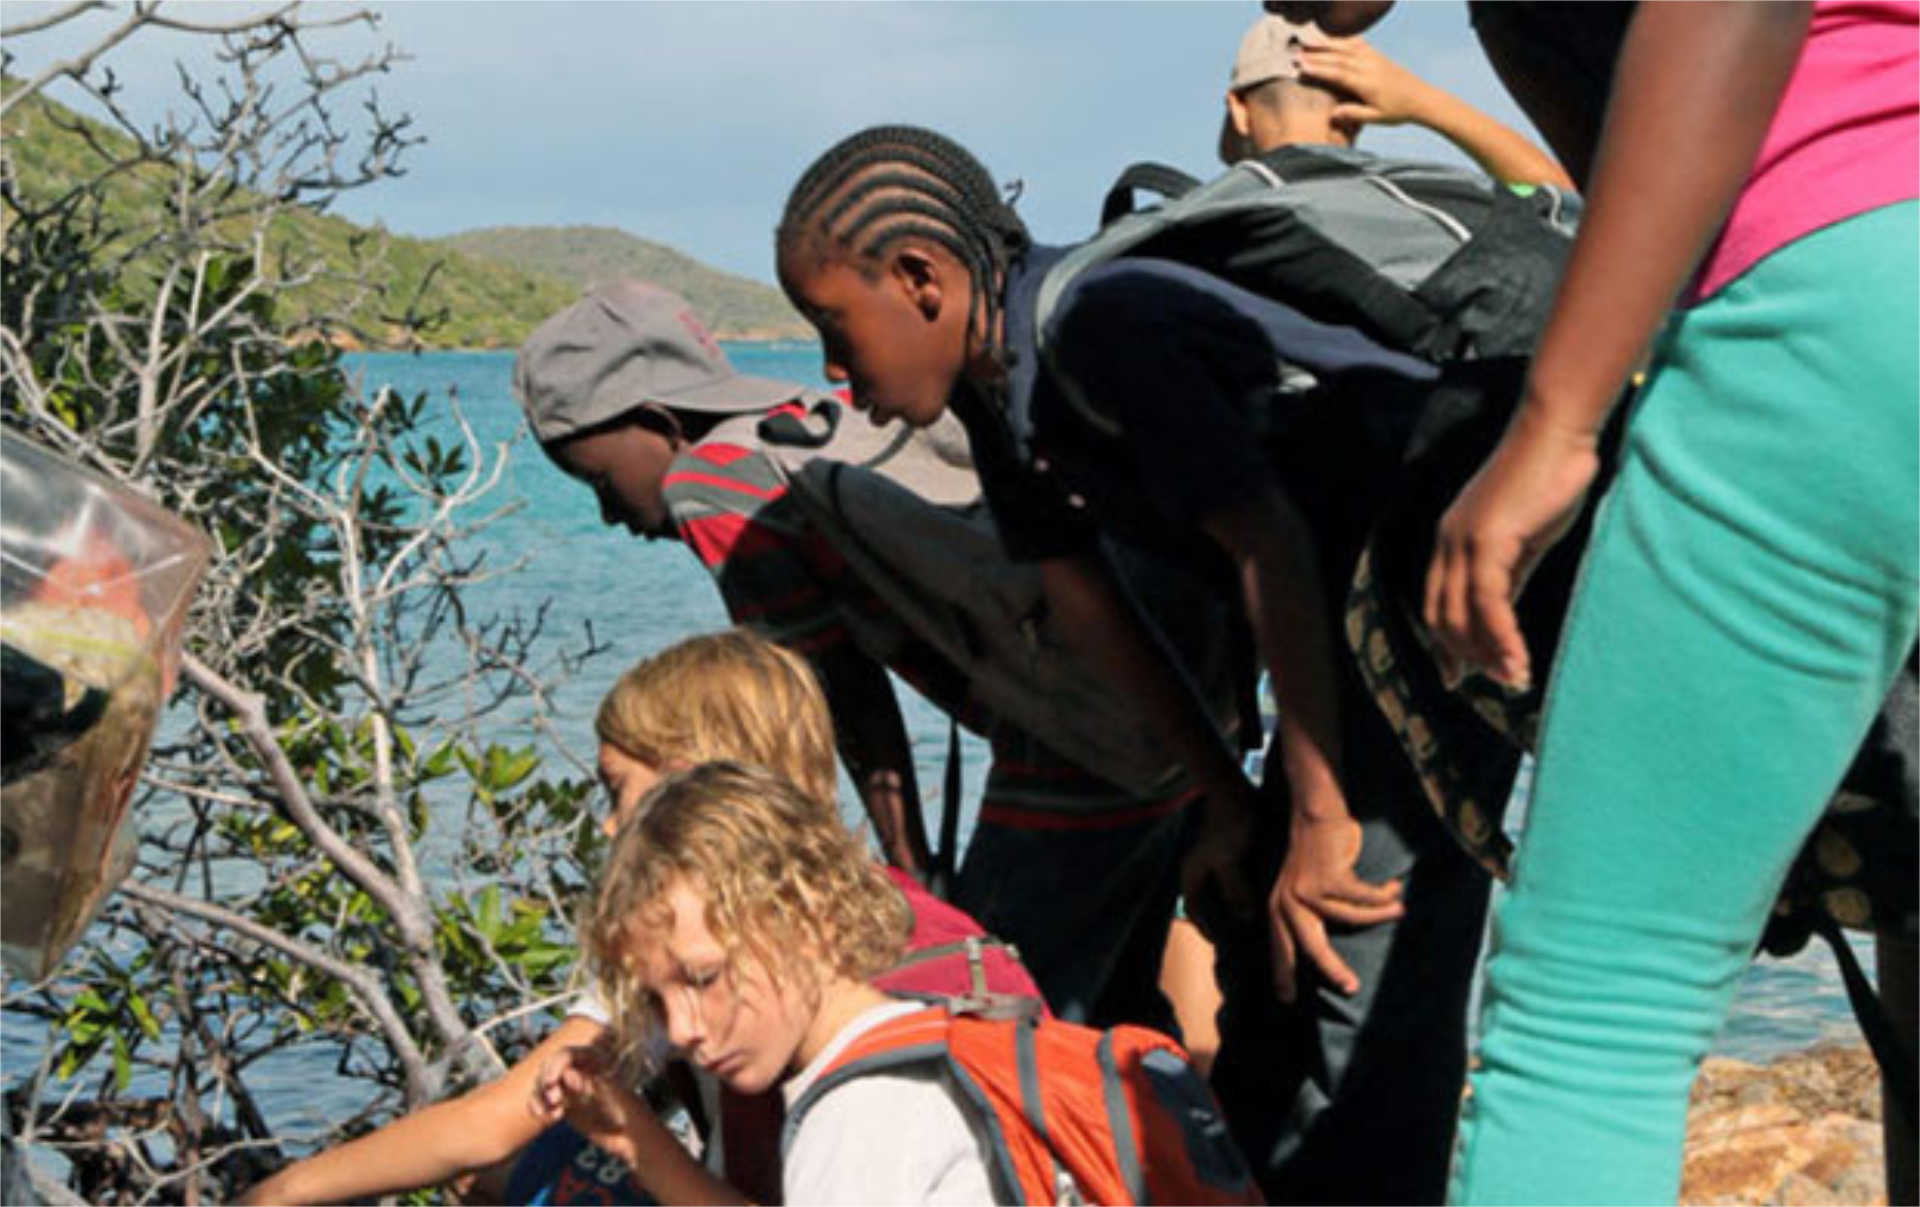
[{"x1": 2, "y1": 432, "x2": 210, "y2": 982}]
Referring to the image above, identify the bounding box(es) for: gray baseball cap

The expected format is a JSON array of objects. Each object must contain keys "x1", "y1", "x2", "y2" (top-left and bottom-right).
[
  {"x1": 1230, "y1": 14, "x2": 1330, "y2": 91},
  {"x1": 514, "y1": 279, "x2": 805, "y2": 444}
]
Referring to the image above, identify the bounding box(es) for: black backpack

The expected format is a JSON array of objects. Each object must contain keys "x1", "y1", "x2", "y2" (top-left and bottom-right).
[{"x1": 1037, "y1": 143, "x2": 1581, "y2": 370}]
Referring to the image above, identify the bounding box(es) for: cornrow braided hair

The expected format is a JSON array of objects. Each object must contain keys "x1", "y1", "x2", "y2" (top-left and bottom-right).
[{"x1": 779, "y1": 125, "x2": 1031, "y2": 372}]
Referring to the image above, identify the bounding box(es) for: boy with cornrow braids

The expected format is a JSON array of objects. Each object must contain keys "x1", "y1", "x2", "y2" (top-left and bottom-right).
[{"x1": 776, "y1": 123, "x2": 1490, "y2": 1205}]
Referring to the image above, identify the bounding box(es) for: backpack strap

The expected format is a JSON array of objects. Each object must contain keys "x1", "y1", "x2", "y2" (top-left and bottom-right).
[
  {"x1": 885, "y1": 934, "x2": 1047, "y2": 1022},
  {"x1": 1036, "y1": 158, "x2": 1283, "y2": 357},
  {"x1": 886, "y1": 935, "x2": 1003, "y2": 999},
  {"x1": 1095, "y1": 1029, "x2": 1146, "y2": 1203},
  {"x1": 1099, "y1": 161, "x2": 1203, "y2": 227},
  {"x1": 1012, "y1": 1014, "x2": 1059, "y2": 1197},
  {"x1": 929, "y1": 715, "x2": 963, "y2": 897},
  {"x1": 1810, "y1": 912, "x2": 1917, "y2": 1129},
  {"x1": 781, "y1": 1005, "x2": 1032, "y2": 1203},
  {"x1": 744, "y1": 395, "x2": 980, "y2": 508},
  {"x1": 782, "y1": 1008, "x2": 953, "y2": 1149}
]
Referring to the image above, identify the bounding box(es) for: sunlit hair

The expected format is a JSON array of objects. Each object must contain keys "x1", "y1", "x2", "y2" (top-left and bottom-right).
[
  {"x1": 776, "y1": 124, "x2": 1030, "y2": 369},
  {"x1": 582, "y1": 760, "x2": 912, "y2": 1075},
  {"x1": 594, "y1": 628, "x2": 838, "y2": 808}
]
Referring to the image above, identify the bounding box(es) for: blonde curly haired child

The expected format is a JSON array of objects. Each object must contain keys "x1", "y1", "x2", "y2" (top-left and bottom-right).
[{"x1": 243, "y1": 629, "x2": 1037, "y2": 1206}]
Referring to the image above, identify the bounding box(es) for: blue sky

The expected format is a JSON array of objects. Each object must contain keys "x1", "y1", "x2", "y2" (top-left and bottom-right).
[{"x1": 6, "y1": 1, "x2": 1542, "y2": 285}]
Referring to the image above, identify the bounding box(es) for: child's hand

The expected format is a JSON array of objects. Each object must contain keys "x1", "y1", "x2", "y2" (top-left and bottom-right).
[
  {"x1": 1298, "y1": 38, "x2": 1434, "y2": 134},
  {"x1": 1267, "y1": 805, "x2": 1404, "y2": 1003},
  {"x1": 530, "y1": 1043, "x2": 632, "y2": 1146}
]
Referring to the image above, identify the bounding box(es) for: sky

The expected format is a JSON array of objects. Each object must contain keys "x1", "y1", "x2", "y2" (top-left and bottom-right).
[{"x1": 4, "y1": 1, "x2": 1542, "y2": 286}]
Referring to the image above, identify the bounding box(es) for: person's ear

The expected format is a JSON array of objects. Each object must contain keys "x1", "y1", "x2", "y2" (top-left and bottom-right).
[
  {"x1": 891, "y1": 246, "x2": 946, "y2": 322},
  {"x1": 1220, "y1": 100, "x2": 1253, "y2": 166},
  {"x1": 1226, "y1": 91, "x2": 1255, "y2": 140}
]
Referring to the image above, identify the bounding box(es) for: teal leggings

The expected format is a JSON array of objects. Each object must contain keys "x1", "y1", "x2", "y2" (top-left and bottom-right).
[{"x1": 1450, "y1": 201, "x2": 1920, "y2": 1205}]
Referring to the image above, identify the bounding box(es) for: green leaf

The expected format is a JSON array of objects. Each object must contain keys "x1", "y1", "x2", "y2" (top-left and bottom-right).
[
  {"x1": 111, "y1": 1029, "x2": 132, "y2": 1093},
  {"x1": 129, "y1": 994, "x2": 161, "y2": 1041},
  {"x1": 477, "y1": 885, "x2": 501, "y2": 938},
  {"x1": 481, "y1": 744, "x2": 540, "y2": 792}
]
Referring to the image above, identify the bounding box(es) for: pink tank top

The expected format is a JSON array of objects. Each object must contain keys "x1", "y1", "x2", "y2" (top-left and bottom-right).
[{"x1": 1689, "y1": 0, "x2": 1919, "y2": 303}]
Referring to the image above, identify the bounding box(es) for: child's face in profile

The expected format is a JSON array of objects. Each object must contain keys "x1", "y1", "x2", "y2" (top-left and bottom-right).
[
  {"x1": 548, "y1": 417, "x2": 682, "y2": 541},
  {"x1": 596, "y1": 743, "x2": 662, "y2": 838},
  {"x1": 633, "y1": 877, "x2": 816, "y2": 1094},
  {"x1": 778, "y1": 248, "x2": 971, "y2": 431}
]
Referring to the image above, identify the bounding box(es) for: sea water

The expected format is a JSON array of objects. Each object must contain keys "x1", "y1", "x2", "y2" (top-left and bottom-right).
[{"x1": 0, "y1": 346, "x2": 1875, "y2": 1151}]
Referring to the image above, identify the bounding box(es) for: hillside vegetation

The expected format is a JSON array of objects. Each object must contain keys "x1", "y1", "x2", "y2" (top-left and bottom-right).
[
  {"x1": 440, "y1": 226, "x2": 808, "y2": 339},
  {"x1": 3, "y1": 86, "x2": 804, "y2": 346}
]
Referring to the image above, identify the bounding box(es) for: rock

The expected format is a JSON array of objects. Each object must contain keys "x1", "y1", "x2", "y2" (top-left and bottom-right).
[
  {"x1": 1776, "y1": 1170, "x2": 1850, "y2": 1205},
  {"x1": 1680, "y1": 1045, "x2": 1887, "y2": 1206}
]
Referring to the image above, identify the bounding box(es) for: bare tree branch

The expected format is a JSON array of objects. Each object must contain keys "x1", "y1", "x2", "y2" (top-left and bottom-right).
[
  {"x1": 117, "y1": 881, "x2": 430, "y2": 1101},
  {"x1": 4, "y1": 8, "x2": 592, "y2": 1198},
  {"x1": 0, "y1": 1, "x2": 106, "y2": 40}
]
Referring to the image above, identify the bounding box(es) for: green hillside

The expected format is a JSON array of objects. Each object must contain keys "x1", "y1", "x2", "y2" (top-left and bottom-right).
[
  {"x1": 2, "y1": 85, "x2": 801, "y2": 347},
  {"x1": 439, "y1": 226, "x2": 808, "y2": 339}
]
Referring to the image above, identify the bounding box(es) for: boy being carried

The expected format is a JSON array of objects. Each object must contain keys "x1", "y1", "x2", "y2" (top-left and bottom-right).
[{"x1": 1219, "y1": 12, "x2": 1572, "y2": 187}]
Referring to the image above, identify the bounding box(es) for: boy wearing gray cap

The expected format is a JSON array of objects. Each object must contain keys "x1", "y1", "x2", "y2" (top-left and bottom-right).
[{"x1": 515, "y1": 279, "x2": 969, "y2": 873}]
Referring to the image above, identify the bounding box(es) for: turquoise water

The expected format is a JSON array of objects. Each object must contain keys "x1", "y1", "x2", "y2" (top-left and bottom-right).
[{"x1": 0, "y1": 346, "x2": 1874, "y2": 1156}]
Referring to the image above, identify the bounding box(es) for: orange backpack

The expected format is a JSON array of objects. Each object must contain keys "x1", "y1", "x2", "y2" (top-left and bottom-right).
[{"x1": 782, "y1": 1004, "x2": 1262, "y2": 1206}]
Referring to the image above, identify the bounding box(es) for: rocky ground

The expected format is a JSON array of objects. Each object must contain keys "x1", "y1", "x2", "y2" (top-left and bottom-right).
[{"x1": 1682, "y1": 1043, "x2": 1892, "y2": 1205}]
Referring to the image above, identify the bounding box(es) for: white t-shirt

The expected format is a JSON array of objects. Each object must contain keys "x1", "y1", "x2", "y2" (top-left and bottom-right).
[
  {"x1": 781, "y1": 1000, "x2": 999, "y2": 1206},
  {"x1": 566, "y1": 984, "x2": 612, "y2": 1026}
]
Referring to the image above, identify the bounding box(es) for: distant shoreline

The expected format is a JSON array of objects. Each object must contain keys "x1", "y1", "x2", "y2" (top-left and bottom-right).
[{"x1": 297, "y1": 329, "x2": 815, "y2": 353}]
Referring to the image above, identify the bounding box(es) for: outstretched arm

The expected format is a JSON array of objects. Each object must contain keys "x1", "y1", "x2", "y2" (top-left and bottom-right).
[
  {"x1": 1300, "y1": 38, "x2": 1574, "y2": 189},
  {"x1": 1041, "y1": 271, "x2": 1431, "y2": 1000},
  {"x1": 1424, "y1": 2, "x2": 1811, "y2": 687},
  {"x1": 1200, "y1": 489, "x2": 1403, "y2": 1001},
  {"x1": 1040, "y1": 513, "x2": 1401, "y2": 1003},
  {"x1": 240, "y1": 1014, "x2": 606, "y2": 1205}
]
